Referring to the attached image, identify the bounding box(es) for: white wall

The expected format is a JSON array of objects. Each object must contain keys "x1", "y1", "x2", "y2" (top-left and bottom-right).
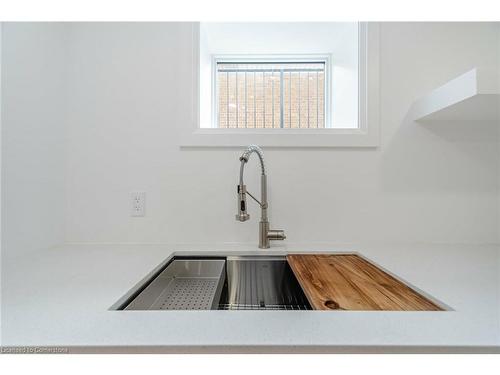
[
  {"x1": 63, "y1": 22, "x2": 499, "y2": 246},
  {"x1": 199, "y1": 22, "x2": 359, "y2": 128},
  {"x1": 1, "y1": 22, "x2": 498, "y2": 251},
  {"x1": 1, "y1": 23, "x2": 67, "y2": 256},
  {"x1": 0, "y1": 23, "x2": 3, "y2": 323},
  {"x1": 496, "y1": 24, "x2": 500, "y2": 242}
]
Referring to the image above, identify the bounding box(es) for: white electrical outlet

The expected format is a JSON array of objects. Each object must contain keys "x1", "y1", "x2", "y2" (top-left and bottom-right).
[{"x1": 131, "y1": 191, "x2": 146, "y2": 217}]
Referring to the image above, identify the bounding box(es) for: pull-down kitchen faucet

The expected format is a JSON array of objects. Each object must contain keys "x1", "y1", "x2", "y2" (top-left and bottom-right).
[{"x1": 236, "y1": 145, "x2": 286, "y2": 249}]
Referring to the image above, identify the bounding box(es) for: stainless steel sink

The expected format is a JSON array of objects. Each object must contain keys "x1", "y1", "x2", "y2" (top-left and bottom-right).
[
  {"x1": 219, "y1": 256, "x2": 311, "y2": 310},
  {"x1": 116, "y1": 255, "x2": 311, "y2": 311}
]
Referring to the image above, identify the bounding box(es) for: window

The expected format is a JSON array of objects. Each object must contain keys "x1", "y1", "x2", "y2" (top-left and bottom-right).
[
  {"x1": 184, "y1": 22, "x2": 380, "y2": 147},
  {"x1": 215, "y1": 59, "x2": 327, "y2": 129}
]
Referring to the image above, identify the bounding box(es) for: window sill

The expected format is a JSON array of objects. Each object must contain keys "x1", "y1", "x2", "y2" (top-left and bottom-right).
[{"x1": 180, "y1": 128, "x2": 379, "y2": 148}]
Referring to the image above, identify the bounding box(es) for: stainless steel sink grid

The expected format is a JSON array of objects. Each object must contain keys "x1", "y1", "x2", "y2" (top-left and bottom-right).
[
  {"x1": 124, "y1": 259, "x2": 225, "y2": 310},
  {"x1": 218, "y1": 256, "x2": 311, "y2": 310}
]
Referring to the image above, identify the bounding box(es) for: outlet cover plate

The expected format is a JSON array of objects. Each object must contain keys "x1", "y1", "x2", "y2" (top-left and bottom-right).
[{"x1": 131, "y1": 191, "x2": 146, "y2": 217}]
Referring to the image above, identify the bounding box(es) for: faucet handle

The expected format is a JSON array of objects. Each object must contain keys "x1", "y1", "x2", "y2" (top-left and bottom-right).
[{"x1": 267, "y1": 229, "x2": 286, "y2": 241}]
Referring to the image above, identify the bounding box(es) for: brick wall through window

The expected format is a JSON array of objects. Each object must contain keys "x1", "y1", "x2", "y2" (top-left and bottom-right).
[{"x1": 216, "y1": 62, "x2": 326, "y2": 128}]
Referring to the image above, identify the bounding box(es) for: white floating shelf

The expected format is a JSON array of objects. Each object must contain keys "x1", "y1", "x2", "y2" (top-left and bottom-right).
[{"x1": 410, "y1": 68, "x2": 499, "y2": 122}]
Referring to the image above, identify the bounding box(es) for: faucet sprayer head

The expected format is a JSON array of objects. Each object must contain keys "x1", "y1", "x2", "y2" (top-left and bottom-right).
[{"x1": 235, "y1": 184, "x2": 250, "y2": 222}]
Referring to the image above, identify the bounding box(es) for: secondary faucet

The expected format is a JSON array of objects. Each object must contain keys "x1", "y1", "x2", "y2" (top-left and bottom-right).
[{"x1": 235, "y1": 145, "x2": 286, "y2": 249}]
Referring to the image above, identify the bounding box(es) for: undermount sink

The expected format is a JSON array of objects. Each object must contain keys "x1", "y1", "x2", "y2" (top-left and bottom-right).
[{"x1": 116, "y1": 256, "x2": 311, "y2": 311}]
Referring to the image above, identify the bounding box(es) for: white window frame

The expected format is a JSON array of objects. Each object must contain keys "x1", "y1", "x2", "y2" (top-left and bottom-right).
[
  {"x1": 211, "y1": 55, "x2": 331, "y2": 129},
  {"x1": 181, "y1": 22, "x2": 380, "y2": 148}
]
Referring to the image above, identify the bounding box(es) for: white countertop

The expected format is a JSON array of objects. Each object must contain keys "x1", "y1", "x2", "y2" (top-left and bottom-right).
[{"x1": 1, "y1": 243, "x2": 499, "y2": 352}]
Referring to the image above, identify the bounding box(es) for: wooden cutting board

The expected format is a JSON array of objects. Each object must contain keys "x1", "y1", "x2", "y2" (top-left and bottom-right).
[{"x1": 287, "y1": 254, "x2": 442, "y2": 311}]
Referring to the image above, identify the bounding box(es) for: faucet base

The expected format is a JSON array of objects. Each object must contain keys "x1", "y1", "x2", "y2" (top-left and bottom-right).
[
  {"x1": 259, "y1": 221, "x2": 286, "y2": 249},
  {"x1": 259, "y1": 221, "x2": 270, "y2": 249}
]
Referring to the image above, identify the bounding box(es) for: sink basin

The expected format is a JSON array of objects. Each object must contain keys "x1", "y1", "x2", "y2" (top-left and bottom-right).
[
  {"x1": 219, "y1": 256, "x2": 311, "y2": 310},
  {"x1": 116, "y1": 255, "x2": 310, "y2": 311}
]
